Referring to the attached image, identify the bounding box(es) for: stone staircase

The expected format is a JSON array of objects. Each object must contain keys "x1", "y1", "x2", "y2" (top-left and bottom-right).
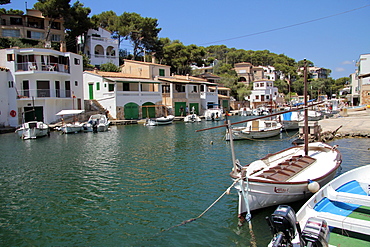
[{"x1": 84, "y1": 100, "x2": 113, "y2": 119}]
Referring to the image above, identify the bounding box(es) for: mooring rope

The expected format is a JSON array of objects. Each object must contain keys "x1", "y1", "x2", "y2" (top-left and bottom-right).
[{"x1": 160, "y1": 178, "x2": 241, "y2": 233}]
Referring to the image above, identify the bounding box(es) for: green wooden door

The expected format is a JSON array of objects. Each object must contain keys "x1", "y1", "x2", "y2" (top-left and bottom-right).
[
  {"x1": 142, "y1": 102, "x2": 155, "y2": 118},
  {"x1": 24, "y1": 106, "x2": 43, "y2": 122},
  {"x1": 222, "y1": 100, "x2": 229, "y2": 111},
  {"x1": 124, "y1": 103, "x2": 139, "y2": 119},
  {"x1": 189, "y1": 103, "x2": 199, "y2": 114},
  {"x1": 89, "y1": 84, "x2": 94, "y2": 99},
  {"x1": 174, "y1": 102, "x2": 186, "y2": 116}
]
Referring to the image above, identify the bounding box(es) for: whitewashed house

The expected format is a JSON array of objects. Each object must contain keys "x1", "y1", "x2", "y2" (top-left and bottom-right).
[
  {"x1": 0, "y1": 67, "x2": 16, "y2": 127},
  {"x1": 356, "y1": 53, "x2": 370, "y2": 105},
  {"x1": 0, "y1": 47, "x2": 84, "y2": 127},
  {"x1": 157, "y1": 74, "x2": 218, "y2": 116},
  {"x1": 83, "y1": 70, "x2": 162, "y2": 119},
  {"x1": 79, "y1": 27, "x2": 119, "y2": 67},
  {"x1": 245, "y1": 80, "x2": 279, "y2": 109}
]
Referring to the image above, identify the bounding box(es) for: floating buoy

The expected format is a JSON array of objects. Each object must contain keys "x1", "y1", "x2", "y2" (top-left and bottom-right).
[
  {"x1": 210, "y1": 141, "x2": 213, "y2": 145},
  {"x1": 308, "y1": 180, "x2": 320, "y2": 193}
]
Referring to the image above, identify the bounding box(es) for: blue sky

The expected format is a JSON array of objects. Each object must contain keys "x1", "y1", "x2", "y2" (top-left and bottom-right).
[{"x1": 4, "y1": 0, "x2": 370, "y2": 79}]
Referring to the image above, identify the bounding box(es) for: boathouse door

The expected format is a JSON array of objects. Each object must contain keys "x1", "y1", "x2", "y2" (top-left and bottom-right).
[
  {"x1": 142, "y1": 102, "x2": 155, "y2": 118},
  {"x1": 24, "y1": 106, "x2": 44, "y2": 122},
  {"x1": 124, "y1": 103, "x2": 139, "y2": 119}
]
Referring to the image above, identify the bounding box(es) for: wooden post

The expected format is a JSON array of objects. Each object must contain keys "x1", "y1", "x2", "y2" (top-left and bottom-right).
[{"x1": 304, "y1": 59, "x2": 309, "y2": 156}]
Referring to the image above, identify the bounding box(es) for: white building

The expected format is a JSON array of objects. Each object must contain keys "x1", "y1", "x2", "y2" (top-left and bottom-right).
[
  {"x1": 79, "y1": 27, "x2": 119, "y2": 68},
  {"x1": 0, "y1": 47, "x2": 84, "y2": 127},
  {"x1": 83, "y1": 70, "x2": 162, "y2": 119},
  {"x1": 356, "y1": 53, "x2": 370, "y2": 105},
  {"x1": 245, "y1": 80, "x2": 279, "y2": 108},
  {"x1": 0, "y1": 67, "x2": 15, "y2": 127}
]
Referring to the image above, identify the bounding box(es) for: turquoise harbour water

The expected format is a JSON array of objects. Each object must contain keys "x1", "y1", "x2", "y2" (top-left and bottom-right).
[{"x1": 1, "y1": 116, "x2": 370, "y2": 247}]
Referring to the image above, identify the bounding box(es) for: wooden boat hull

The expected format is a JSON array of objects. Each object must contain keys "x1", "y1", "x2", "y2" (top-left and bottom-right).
[
  {"x1": 233, "y1": 142, "x2": 342, "y2": 215},
  {"x1": 226, "y1": 127, "x2": 281, "y2": 140}
]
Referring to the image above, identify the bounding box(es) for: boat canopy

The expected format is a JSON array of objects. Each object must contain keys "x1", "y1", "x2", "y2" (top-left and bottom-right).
[{"x1": 56, "y1": 110, "x2": 84, "y2": 116}]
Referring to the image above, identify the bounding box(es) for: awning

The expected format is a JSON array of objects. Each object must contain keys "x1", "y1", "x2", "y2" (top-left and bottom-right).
[{"x1": 56, "y1": 110, "x2": 85, "y2": 115}]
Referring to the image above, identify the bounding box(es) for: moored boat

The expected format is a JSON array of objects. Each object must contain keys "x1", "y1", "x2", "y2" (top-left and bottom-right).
[
  {"x1": 225, "y1": 119, "x2": 282, "y2": 140},
  {"x1": 184, "y1": 113, "x2": 201, "y2": 122},
  {"x1": 232, "y1": 142, "x2": 341, "y2": 222},
  {"x1": 204, "y1": 108, "x2": 223, "y2": 121},
  {"x1": 280, "y1": 111, "x2": 304, "y2": 130},
  {"x1": 87, "y1": 114, "x2": 110, "y2": 132},
  {"x1": 15, "y1": 121, "x2": 49, "y2": 139},
  {"x1": 267, "y1": 165, "x2": 370, "y2": 247},
  {"x1": 56, "y1": 109, "x2": 85, "y2": 134},
  {"x1": 145, "y1": 115, "x2": 174, "y2": 126}
]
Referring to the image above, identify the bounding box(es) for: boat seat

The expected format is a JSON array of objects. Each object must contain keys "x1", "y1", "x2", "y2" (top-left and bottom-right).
[{"x1": 254, "y1": 155, "x2": 316, "y2": 182}]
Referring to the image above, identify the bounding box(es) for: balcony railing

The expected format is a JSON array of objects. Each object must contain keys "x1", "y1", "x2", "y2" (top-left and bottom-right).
[
  {"x1": 18, "y1": 89, "x2": 72, "y2": 99},
  {"x1": 16, "y1": 62, "x2": 69, "y2": 73}
]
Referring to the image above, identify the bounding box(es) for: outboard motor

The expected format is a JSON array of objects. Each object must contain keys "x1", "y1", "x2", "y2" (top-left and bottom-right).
[
  {"x1": 301, "y1": 217, "x2": 329, "y2": 247},
  {"x1": 266, "y1": 205, "x2": 302, "y2": 247}
]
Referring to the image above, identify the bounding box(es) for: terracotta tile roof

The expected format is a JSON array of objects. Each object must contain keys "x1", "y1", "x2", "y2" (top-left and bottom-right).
[
  {"x1": 123, "y1": 59, "x2": 170, "y2": 67},
  {"x1": 84, "y1": 70, "x2": 150, "y2": 79}
]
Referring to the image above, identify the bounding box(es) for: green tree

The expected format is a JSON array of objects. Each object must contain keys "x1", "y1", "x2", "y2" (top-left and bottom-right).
[
  {"x1": 0, "y1": 0, "x2": 10, "y2": 5},
  {"x1": 34, "y1": 0, "x2": 71, "y2": 42},
  {"x1": 0, "y1": 8, "x2": 23, "y2": 14},
  {"x1": 100, "y1": 62, "x2": 120, "y2": 72},
  {"x1": 64, "y1": 1, "x2": 94, "y2": 53}
]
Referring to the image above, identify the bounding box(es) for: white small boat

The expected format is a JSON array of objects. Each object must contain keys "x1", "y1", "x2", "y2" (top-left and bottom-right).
[
  {"x1": 306, "y1": 110, "x2": 322, "y2": 121},
  {"x1": 280, "y1": 111, "x2": 304, "y2": 130},
  {"x1": 145, "y1": 115, "x2": 174, "y2": 126},
  {"x1": 59, "y1": 123, "x2": 83, "y2": 134},
  {"x1": 56, "y1": 109, "x2": 85, "y2": 134},
  {"x1": 16, "y1": 121, "x2": 49, "y2": 139},
  {"x1": 184, "y1": 114, "x2": 201, "y2": 122},
  {"x1": 267, "y1": 165, "x2": 370, "y2": 247},
  {"x1": 204, "y1": 108, "x2": 223, "y2": 121},
  {"x1": 239, "y1": 107, "x2": 252, "y2": 116},
  {"x1": 87, "y1": 114, "x2": 110, "y2": 132},
  {"x1": 225, "y1": 119, "x2": 282, "y2": 140}
]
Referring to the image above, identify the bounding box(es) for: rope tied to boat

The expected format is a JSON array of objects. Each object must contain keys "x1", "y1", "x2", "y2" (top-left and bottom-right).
[{"x1": 160, "y1": 178, "x2": 241, "y2": 233}]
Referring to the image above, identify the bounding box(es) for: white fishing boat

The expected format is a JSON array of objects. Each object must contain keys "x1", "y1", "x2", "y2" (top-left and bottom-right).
[
  {"x1": 15, "y1": 121, "x2": 49, "y2": 139},
  {"x1": 198, "y1": 61, "x2": 342, "y2": 225},
  {"x1": 87, "y1": 114, "x2": 110, "y2": 132},
  {"x1": 184, "y1": 113, "x2": 201, "y2": 122},
  {"x1": 145, "y1": 115, "x2": 174, "y2": 126},
  {"x1": 280, "y1": 111, "x2": 304, "y2": 130},
  {"x1": 267, "y1": 165, "x2": 370, "y2": 247},
  {"x1": 232, "y1": 141, "x2": 341, "y2": 221},
  {"x1": 56, "y1": 110, "x2": 84, "y2": 134},
  {"x1": 225, "y1": 119, "x2": 282, "y2": 140},
  {"x1": 204, "y1": 108, "x2": 223, "y2": 121}
]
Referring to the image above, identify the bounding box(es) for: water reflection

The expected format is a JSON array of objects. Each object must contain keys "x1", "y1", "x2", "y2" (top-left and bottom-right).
[{"x1": 0, "y1": 118, "x2": 370, "y2": 246}]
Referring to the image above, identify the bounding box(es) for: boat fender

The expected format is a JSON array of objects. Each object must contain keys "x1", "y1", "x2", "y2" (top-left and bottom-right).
[{"x1": 307, "y1": 180, "x2": 320, "y2": 193}]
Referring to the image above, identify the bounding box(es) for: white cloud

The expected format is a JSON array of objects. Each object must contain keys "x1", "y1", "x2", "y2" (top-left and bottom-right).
[
  {"x1": 341, "y1": 60, "x2": 353, "y2": 65},
  {"x1": 335, "y1": 67, "x2": 345, "y2": 72}
]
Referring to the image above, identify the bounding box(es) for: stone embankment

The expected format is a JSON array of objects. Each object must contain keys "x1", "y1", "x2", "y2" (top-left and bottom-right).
[{"x1": 319, "y1": 108, "x2": 370, "y2": 142}]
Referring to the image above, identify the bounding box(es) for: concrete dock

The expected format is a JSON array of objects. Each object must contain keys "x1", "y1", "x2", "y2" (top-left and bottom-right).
[{"x1": 319, "y1": 108, "x2": 370, "y2": 137}]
